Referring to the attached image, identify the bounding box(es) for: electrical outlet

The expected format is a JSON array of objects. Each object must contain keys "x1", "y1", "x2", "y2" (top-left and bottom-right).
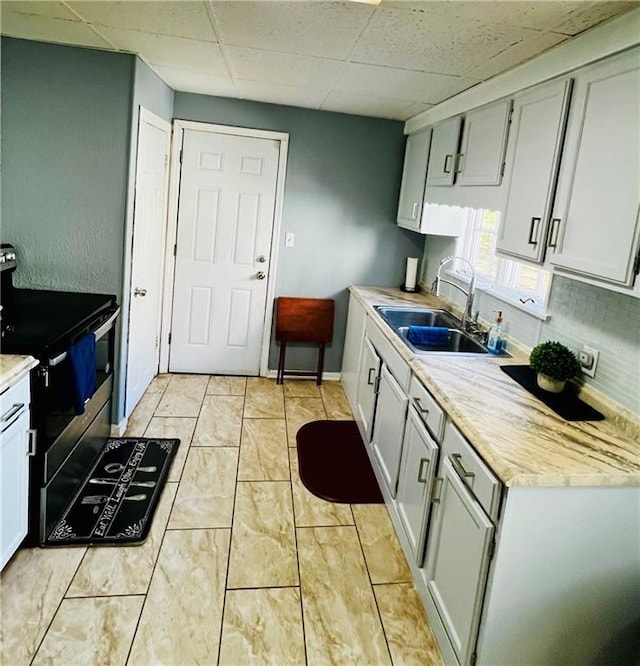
[{"x1": 579, "y1": 345, "x2": 599, "y2": 378}]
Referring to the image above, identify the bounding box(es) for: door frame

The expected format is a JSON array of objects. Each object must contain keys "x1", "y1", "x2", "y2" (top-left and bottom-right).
[
  {"x1": 126, "y1": 106, "x2": 172, "y2": 414},
  {"x1": 158, "y1": 120, "x2": 289, "y2": 376}
]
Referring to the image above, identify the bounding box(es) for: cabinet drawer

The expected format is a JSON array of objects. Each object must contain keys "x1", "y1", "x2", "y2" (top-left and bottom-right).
[
  {"x1": 0, "y1": 374, "x2": 30, "y2": 433},
  {"x1": 366, "y1": 318, "x2": 411, "y2": 392},
  {"x1": 441, "y1": 421, "x2": 501, "y2": 520},
  {"x1": 408, "y1": 375, "x2": 444, "y2": 443}
]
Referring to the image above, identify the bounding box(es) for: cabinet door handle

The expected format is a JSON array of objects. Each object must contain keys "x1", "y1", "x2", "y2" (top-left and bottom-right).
[
  {"x1": 443, "y1": 154, "x2": 452, "y2": 174},
  {"x1": 455, "y1": 153, "x2": 464, "y2": 173},
  {"x1": 417, "y1": 457, "x2": 430, "y2": 484},
  {"x1": 413, "y1": 397, "x2": 429, "y2": 417},
  {"x1": 547, "y1": 218, "x2": 561, "y2": 249},
  {"x1": 27, "y1": 429, "x2": 37, "y2": 456},
  {"x1": 367, "y1": 367, "x2": 378, "y2": 385},
  {"x1": 451, "y1": 453, "x2": 475, "y2": 480},
  {"x1": 528, "y1": 217, "x2": 541, "y2": 246},
  {"x1": 1, "y1": 403, "x2": 25, "y2": 424},
  {"x1": 411, "y1": 202, "x2": 419, "y2": 219}
]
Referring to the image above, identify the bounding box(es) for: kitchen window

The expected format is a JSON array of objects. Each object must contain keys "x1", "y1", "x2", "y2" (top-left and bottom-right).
[{"x1": 452, "y1": 207, "x2": 552, "y2": 317}]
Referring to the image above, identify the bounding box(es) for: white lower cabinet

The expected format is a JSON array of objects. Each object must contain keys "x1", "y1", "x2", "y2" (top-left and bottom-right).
[
  {"x1": 371, "y1": 364, "x2": 408, "y2": 496},
  {"x1": 354, "y1": 336, "x2": 380, "y2": 441},
  {"x1": 423, "y1": 457, "x2": 495, "y2": 666},
  {"x1": 1, "y1": 373, "x2": 32, "y2": 571},
  {"x1": 396, "y1": 405, "x2": 439, "y2": 560}
]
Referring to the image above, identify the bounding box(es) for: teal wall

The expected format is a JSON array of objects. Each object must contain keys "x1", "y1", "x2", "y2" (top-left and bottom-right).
[
  {"x1": 1, "y1": 37, "x2": 133, "y2": 294},
  {"x1": 174, "y1": 93, "x2": 424, "y2": 373},
  {"x1": 0, "y1": 38, "x2": 176, "y2": 423}
]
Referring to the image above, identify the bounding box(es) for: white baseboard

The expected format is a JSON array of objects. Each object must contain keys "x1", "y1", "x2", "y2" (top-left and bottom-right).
[
  {"x1": 111, "y1": 419, "x2": 128, "y2": 437},
  {"x1": 263, "y1": 370, "x2": 342, "y2": 382}
]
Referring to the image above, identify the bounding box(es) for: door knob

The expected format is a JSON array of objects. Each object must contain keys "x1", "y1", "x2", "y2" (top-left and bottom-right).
[
  {"x1": 256, "y1": 255, "x2": 266, "y2": 263},
  {"x1": 134, "y1": 287, "x2": 147, "y2": 297},
  {"x1": 256, "y1": 271, "x2": 266, "y2": 280}
]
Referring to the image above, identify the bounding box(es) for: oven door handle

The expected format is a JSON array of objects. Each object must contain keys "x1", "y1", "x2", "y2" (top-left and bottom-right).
[{"x1": 48, "y1": 307, "x2": 120, "y2": 367}]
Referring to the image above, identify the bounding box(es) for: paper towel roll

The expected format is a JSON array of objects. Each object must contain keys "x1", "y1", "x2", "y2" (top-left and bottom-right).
[{"x1": 405, "y1": 257, "x2": 418, "y2": 291}]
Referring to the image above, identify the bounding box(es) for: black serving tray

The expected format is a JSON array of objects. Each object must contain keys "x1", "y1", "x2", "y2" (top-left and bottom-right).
[{"x1": 500, "y1": 365, "x2": 604, "y2": 422}]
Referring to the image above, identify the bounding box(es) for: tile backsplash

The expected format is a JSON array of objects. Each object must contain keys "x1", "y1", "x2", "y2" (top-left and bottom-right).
[{"x1": 540, "y1": 276, "x2": 639, "y2": 414}]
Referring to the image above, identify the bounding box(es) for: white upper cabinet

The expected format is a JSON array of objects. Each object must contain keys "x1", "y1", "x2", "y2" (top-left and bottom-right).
[
  {"x1": 457, "y1": 99, "x2": 512, "y2": 187},
  {"x1": 426, "y1": 116, "x2": 462, "y2": 187},
  {"x1": 397, "y1": 128, "x2": 432, "y2": 232},
  {"x1": 548, "y1": 48, "x2": 640, "y2": 286},
  {"x1": 497, "y1": 79, "x2": 573, "y2": 262}
]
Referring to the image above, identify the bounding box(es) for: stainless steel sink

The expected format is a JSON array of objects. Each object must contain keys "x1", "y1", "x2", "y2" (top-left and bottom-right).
[{"x1": 374, "y1": 306, "x2": 501, "y2": 356}]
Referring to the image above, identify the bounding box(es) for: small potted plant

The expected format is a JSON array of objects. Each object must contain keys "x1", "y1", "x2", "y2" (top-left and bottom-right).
[{"x1": 529, "y1": 341, "x2": 581, "y2": 393}]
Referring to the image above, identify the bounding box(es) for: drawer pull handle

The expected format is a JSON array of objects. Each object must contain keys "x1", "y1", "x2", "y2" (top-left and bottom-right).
[
  {"x1": 528, "y1": 217, "x2": 541, "y2": 246},
  {"x1": 27, "y1": 429, "x2": 37, "y2": 456},
  {"x1": 367, "y1": 367, "x2": 376, "y2": 385},
  {"x1": 414, "y1": 397, "x2": 429, "y2": 417},
  {"x1": 417, "y1": 457, "x2": 429, "y2": 484},
  {"x1": 547, "y1": 217, "x2": 561, "y2": 249},
  {"x1": 451, "y1": 453, "x2": 475, "y2": 480},
  {"x1": 1, "y1": 403, "x2": 25, "y2": 423}
]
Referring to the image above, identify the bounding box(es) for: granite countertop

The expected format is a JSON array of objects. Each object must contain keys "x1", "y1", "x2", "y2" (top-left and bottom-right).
[
  {"x1": 0, "y1": 355, "x2": 39, "y2": 394},
  {"x1": 351, "y1": 286, "x2": 640, "y2": 488}
]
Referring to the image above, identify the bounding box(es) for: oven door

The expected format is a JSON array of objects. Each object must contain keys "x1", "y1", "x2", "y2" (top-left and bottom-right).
[{"x1": 30, "y1": 307, "x2": 119, "y2": 542}]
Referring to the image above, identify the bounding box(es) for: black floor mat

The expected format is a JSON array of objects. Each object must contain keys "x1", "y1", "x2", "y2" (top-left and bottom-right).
[{"x1": 45, "y1": 437, "x2": 179, "y2": 546}]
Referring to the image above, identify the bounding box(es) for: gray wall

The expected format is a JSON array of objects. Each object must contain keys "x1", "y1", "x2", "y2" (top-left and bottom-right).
[
  {"x1": 118, "y1": 59, "x2": 174, "y2": 421},
  {"x1": 1, "y1": 37, "x2": 133, "y2": 295},
  {"x1": 174, "y1": 92, "x2": 424, "y2": 373}
]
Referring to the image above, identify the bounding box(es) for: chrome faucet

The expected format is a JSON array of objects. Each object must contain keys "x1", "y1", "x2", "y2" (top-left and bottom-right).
[{"x1": 431, "y1": 255, "x2": 476, "y2": 332}]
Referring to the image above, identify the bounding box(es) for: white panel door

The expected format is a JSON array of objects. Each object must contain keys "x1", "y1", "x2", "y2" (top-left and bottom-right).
[
  {"x1": 126, "y1": 108, "x2": 171, "y2": 415},
  {"x1": 170, "y1": 129, "x2": 280, "y2": 374}
]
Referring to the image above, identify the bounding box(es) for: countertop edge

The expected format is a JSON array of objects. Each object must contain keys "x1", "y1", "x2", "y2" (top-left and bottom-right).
[{"x1": 0, "y1": 355, "x2": 39, "y2": 394}]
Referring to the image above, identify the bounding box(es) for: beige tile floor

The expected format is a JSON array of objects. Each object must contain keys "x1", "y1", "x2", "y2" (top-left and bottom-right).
[{"x1": 0, "y1": 375, "x2": 444, "y2": 666}]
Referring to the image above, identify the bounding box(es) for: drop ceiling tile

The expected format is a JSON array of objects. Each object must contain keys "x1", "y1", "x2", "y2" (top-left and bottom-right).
[
  {"x1": 336, "y1": 62, "x2": 480, "y2": 104},
  {"x1": 468, "y1": 31, "x2": 568, "y2": 81},
  {"x1": 151, "y1": 65, "x2": 235, "y2": 97},
  {"x1": 550, "y1": 1, "x2": 637, "y2": 36},
  {"x1": 210, "y1": 1, "x2": 374, "y2": 59},
  {"x1": 0, "y1": 11, "x2": 113, "y2": 49},
  {"x1": 320, "y1": 91, "x2": 413, "y2": 120},
  {"x1": 95, "y1": 27, "x2": 227, "y2": 74},
  {"x1": 382, "y1": 1, "x2": 587, "y2": 31},
  {"x1": 234, "y1": 80, "x2": 327, "y2": 110},
  {"x1": 352, "y1": 6, "x2": 537, "y2": 76},
  {"x1": 225, "y1": 46, "x2": 344, "y2": 89},
  {"x1": 401, "y1": 101, "x2": 434, "y2": 121},
  {"x1": 1, "y1": 1, "x2": 80, "y2": 21},
  {"x1": 67, "y1": 1, "x2": 216, "y2": 41}
]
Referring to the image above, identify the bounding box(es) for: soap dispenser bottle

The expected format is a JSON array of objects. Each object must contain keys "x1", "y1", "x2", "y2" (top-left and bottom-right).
[{"x1": 487, "y1": 311, "x2": 505, "y2": 354}]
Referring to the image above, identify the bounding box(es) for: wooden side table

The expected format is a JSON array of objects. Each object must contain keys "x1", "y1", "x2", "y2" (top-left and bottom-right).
[{"x1": 275, "y1": 297, "x2": 335, "y2": 385}]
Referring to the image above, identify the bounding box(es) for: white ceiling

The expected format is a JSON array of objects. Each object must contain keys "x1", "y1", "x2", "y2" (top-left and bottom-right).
[{"x1": 1, "y1": 0, "x2": 637, "y2": 120}]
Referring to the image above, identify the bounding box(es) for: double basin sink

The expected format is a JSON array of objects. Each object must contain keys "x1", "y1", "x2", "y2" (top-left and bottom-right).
[{"x1": 375, "y1": 306, "x2": 504, "y2": 356}]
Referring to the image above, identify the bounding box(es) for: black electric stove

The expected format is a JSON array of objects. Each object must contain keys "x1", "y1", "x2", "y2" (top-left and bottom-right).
[{"x1": 1, "y1": 245, "x2": 119, "y2": 545}]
